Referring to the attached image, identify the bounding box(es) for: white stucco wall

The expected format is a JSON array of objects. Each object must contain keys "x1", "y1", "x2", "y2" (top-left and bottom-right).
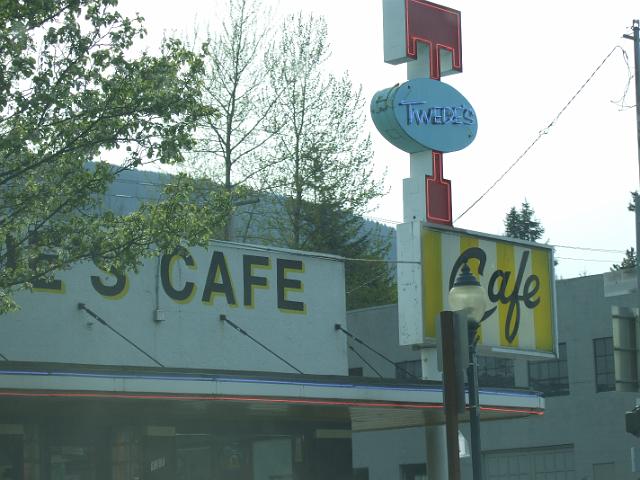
[{"x1": 0, "y1": 242, "x2": 348, "y2": 375}]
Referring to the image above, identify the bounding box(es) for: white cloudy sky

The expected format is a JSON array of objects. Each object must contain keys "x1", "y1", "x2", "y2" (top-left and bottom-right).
[{"x1": 122, "y1": 1, "x2": 640, "y2": 279}]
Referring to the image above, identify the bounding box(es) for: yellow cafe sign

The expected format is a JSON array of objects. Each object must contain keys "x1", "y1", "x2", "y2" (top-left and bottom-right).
[{"x1": 397, "y1": 222, "x2": 557, "y2": 358}]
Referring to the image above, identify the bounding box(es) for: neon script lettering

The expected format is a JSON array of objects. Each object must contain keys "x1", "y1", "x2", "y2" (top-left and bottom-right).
[{"x1": 400, "y1": 101, "x2": 475, "y2": 126}]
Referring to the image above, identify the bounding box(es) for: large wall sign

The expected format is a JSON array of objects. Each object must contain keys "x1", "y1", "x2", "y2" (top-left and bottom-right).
[
  {"x1": 371, "y1": 78, "x2": 477, "y2": 154},
  {"x1": 0, "y1": 242, "x2": 348, "y2": 374},
  {"x1": 397, "y1": 222, "x2": 557, "y2": 358}
]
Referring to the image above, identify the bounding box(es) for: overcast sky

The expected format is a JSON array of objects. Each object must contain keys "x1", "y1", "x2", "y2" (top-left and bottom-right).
[{"x1": 122, "y1": 1, "x2": 640, "y2": 279}]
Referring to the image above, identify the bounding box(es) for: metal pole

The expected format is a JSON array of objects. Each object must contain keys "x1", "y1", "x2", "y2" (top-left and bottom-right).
[
  {"x1": 623, "y1": 20, "x2": 640, "y2": 330},
  {"x1": 632, "y1": 21, "x2": 640, "y2": 171},
  {"x1": 632, "y1": 21, "x2": 640, "y2": 311},
  {"x1": 628, "y1": 21, "x2": 640, "y2": 310},
  {"x1": 467, "y1": 321, "x2": 483, "y2": 480},
  {"x1": 441, "y1": 311, "x2": 461, "y2": 480}
]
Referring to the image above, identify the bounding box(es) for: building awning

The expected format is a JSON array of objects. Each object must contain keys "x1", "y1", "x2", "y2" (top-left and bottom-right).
[{"x1": 0, "y1": 362, "x2": 543, "y2": 431}]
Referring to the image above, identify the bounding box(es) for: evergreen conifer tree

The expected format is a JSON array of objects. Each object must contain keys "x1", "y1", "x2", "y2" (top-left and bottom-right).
[{"x1": 504, "y1": 201, "x2": 544, "y2": 242}]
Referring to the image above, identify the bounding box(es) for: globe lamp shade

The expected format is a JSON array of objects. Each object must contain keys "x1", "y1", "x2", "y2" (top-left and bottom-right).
[{"x1": 448, "y1": 263, "x2": 486, "y2": 323}]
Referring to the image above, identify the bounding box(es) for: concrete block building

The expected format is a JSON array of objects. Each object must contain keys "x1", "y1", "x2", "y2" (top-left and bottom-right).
[{"x1": 347, "y1": 269, "x2": 640, "y2": 480}]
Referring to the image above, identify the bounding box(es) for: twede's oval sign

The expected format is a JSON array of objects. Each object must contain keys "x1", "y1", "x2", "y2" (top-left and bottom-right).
[{"x1": 371, "y1": 78, "x2": 478, "y2": 154}]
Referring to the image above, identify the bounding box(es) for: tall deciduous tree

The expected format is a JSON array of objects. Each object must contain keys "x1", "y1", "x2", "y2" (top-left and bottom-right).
[
  {"x1": 504, "y1": 201, "x2": 545, "y2": 242},
  {"x1": 265, "y1": 14, "x2": 383, "y2": 246},
  {"x1": 0, "y1": 0, "x2": 230, "y2": 313},
  {"x1": 186, "y1": 0, "x2": 280, "y2": 239},
  {"x1": 263, "y1": 14, "x2": 394, "y2": 309}
]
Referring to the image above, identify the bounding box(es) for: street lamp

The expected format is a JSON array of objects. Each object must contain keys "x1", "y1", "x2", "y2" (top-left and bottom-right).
[
  {"x1": 449, "y1": 263, "x2": 486, "y2": 322},
  {"x1": 448, "y1": 262, "x2": 486, "y2": 480}
]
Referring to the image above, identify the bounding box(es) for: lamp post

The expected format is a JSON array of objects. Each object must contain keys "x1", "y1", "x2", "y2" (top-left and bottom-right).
[{"x1": 449, "y1": 263, "x2": 486, "y2": 480}]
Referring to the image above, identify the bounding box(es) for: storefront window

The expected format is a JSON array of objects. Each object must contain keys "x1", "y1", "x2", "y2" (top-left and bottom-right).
[
  {"x1": 401, "y1": 463, "x2": 427, "y2": 480},
  {"x1": 477, "y1": 356, "x2": 515, "y2": 388},
  {"x1": 0, "y1": 435, "x2": 22, "y2": 480},
  {"x1": 49, "y1": 445, "x2": 96, "y2": 480},
  {"x1": 528, "y1": 343, "x2": 569, "y2": 396},
  {"x1": 252, "y1": 438, "x2": 293, "y2": 480},
  {"x1": 11, "y1": 418, "x2": 352, "y2": 479},
  {"x1": 176, "y1": 432, "x2": 296, "y2": 480},
  {"x1": 177, "y1": 434, "x2": 212, "y2": 480}
]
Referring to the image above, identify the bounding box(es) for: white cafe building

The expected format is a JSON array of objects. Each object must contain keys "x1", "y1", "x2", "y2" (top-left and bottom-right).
[{"x1": 0, "y1": 176, "x2": 543, "y2": 479}]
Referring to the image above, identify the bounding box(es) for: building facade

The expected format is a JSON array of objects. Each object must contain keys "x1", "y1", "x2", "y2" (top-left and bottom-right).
[
  {"x1": 0, "y1": 168, "x2": 544, "y2": 479},
  {"x1": 0, "y1": 237, "x2": 542, "y2": 479}
]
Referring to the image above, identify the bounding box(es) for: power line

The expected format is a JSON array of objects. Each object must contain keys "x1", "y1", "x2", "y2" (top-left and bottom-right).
[
  {"x1": 348, "y1": 345, "x2": 383, "y2": 379},
  {"x1": 0, "y1": 353, "x2": 8, "y2": 361},
  {"x1": 556, "y1": 256, "x2": 618, "y2": 263},
  {"x1": 552, "y1": 244, "x2": 625, "y2": 254},
  {"x1": 365, "y1": 215, "x2": 402, "y2": 225},
  {"x1": 220, "y1": 314, "x2": 303, "y2": 374},
  {"x1": 203, "y1": 241, "x2": 417, "y2": 265},
  {"x1": 611, "y1": 46, "x2": 635, "y2": 110},
  {"x1": 346, "y1": 269, "x2": 393, "y2": 295},
  {"x1": 456, "y1": 45, "x2": 626, "y2": 223},
  {"x1": 334, "y1": 324, "x2": 420, "y2": 380},
  {"x1": 78, "y1": 303, "x2": 165, "y2": 367},
  {"x1": 343, "y1": 257, "x2": 418, "y2": 264}
]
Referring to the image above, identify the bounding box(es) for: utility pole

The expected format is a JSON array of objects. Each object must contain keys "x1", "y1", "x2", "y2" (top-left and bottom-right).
[
  {"x1": 633, "y1": 20, "x2": 640, "y2": 179},
  {"x1": 623, "y1": 20, "x2": 640, "y2": 314}
]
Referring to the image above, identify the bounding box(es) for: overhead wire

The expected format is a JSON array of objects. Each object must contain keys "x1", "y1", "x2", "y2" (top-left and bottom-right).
[
  {"x1": 556, "y1": 256, "x2": 622, "y2": 263},
  {"x1": 346, "y1": 269, "x2": 393, "y2": 295},
  {"x1": 365, "y1": 215, "x2": 402, "y2": 226},
  {"x1": 552, "y1": 244, "x2": 625, "y2": 254},
  {"x1": 611, "y1": 44, "x2": 635, "y2": 110},
  {"x1": 193, "y1": 239, "x2": 418, "y2": 265},
  {"x1": 0, "y1": 353, "x2": 8, "y2": 361},
  {"x1": 455, "y1": 45, "x2": 627, "y2": 223}
]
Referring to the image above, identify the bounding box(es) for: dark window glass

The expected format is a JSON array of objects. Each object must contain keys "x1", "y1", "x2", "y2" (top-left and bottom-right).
[
  {"x1": 49, "y1": 445, "x2": 97, "y2": 480},
  {"x1": 401, "y1": 463, "x2": 427, "y2": 480},
  {"x1": 528, "y1": 343, "x2": 569, "y2": 397},
  {"x1": 353, "y1": 467, "x2": 369, "y2": 480},
  {"x1": 477, "y1": 356, "x2": 515, "y2": 388},
  {"x1": 348, "y1": 367, "x2": 363, "y2": 377},
  {"x1": 0, "y1": 435, "x2": 23, "y2": 480},
  {"x1": 395, "y1": 360, "x2": 421, "y2": 381},
  {"x1": 594, "y1": 337, "x2": 615, "y2": 392}
]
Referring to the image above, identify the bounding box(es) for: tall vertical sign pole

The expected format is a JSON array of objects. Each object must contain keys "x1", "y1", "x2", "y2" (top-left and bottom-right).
[
  {"x1": 381, "y1": 2, "x2": 465, "y2": 479},
  {"x1": 383, "y1": 0, "x2": 462, "y2": 225}
]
